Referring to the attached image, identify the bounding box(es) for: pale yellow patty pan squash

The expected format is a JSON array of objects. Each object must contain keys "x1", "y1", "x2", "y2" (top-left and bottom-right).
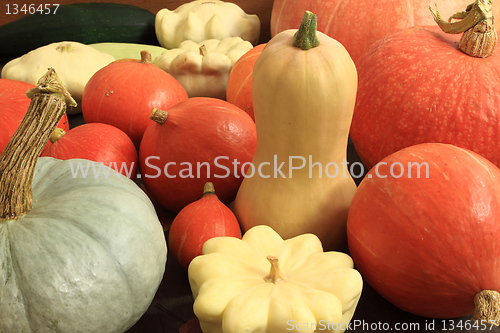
[
  {"x1": 1, "y1": 41, "x2": 114, "y2": 114},
  {"x1": 155, "y1": 37, "x2": 253, "y2": 99},
  {"x1": 188, "y1": 225, "x2": 363, "y2": 333},
  {"x1": 155, "y1": 0, "x2": 260, "y2": 49}
]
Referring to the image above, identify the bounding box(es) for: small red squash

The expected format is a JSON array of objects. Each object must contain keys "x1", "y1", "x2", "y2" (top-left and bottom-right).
[
  {"x1": 0, "y1": 78, "x2": 69, "y2": 153},
  {"x1": 41, "y1": 123, "x2": 138, "y2": 179},
  {"x1": 270, "y1": 0, "x2": 496, "y2": 65},
  {"x1": 168, "y1": 182, "x2": 242, "y2": 270},
  {"x1": 347, "y1": 143, "x2": 500, "y2": 320},
  {"x1": 226, "y1": 43, "x2": 266, "y2": 121},
  {"x1": 81, "y1": 51, "x2": 188, "y2": 147},
  {"x1": 350, "y1": 11, "x2": 500, "y2": 169},
  {"x1": 139, "y1": 97, "x2": 257, "y2": 213}
]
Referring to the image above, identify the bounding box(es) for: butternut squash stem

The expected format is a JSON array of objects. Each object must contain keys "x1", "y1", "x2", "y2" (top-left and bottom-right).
[
  {"x1": 263, "y1": 256, "x2": 286, "y2": 283},
  {"x1": 0, "y1": 68, "x2": 75, "y2": 221},
  {"x1": 292, "y1": 11, "x2": 320, "y2": 50},
  {"x1": 474, "y1": 290, "x2": 500, "y2": 326},
  {"x1": 430, "y1": 0, "x2": 497, "y2": 58}
]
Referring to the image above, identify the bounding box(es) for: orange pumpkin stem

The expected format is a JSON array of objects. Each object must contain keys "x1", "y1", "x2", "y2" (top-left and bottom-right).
[
  {"x1": 431, "y1": 0, "x2": 496, "y2": 57},
  {"x1": 474, "y1": 290, "x2": 500, "y2": 326},
  {"x1": 203, "y1": 182, "x2": 216, "y2": 196},
  {"x1": 49, "y1": 127, "x2": 66, "y2": 143},
  {"x1": 0, "y1": 68, "x2": 72, "y2": 221},
  {"x1": 149, "y1": 108, "x2": 168, "y2": 125},
  {"x1": 140, "y1": 50, "x2": 153, "y2": 64},
  {"x1": 263, "y1": 256, "x2": 286, "y2": 283}
]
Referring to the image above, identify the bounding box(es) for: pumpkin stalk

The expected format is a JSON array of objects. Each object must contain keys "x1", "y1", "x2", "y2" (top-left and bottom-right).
[
  {"x1": 430, "y1": 0, "x2": 496, "y2": 57},
  {"x1": 0, "y1": 68, "x2": 75, "y2": 221},
  {"x1": 263, "y1": 256, "x2": 286, "y2": 283},
  {"x1": 203, "y1": 182, "x2": 216, "y2": 195},
  {"x1": 149, "y1": 108, "x2": 168, "y2": 125},
  {"x1": 474, "y1": 290, "x2": 500, "y2": 326},
  {"x1": 49, "y1": 127, "x2": 66, "y2": 143},
  {"x1": 293, "y1": 11, "x2": 320, "y2": 50},
  {"x1": 140, "y1": 50, "x2": 153, "y2": 64}
]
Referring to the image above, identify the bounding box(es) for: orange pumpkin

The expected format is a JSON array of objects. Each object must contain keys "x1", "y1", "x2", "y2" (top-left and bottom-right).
[
  {"x1": 270, "y1": 0, "x2": 499, "y2": 65},
  {"x1": 226, "y1": 44, "x2": 266, "y2": 121}
]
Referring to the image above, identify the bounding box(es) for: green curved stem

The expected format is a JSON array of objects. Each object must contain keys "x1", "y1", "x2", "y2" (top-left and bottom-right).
[{"x1": 293, "y1": 11, "x2": 320, "y2": 51}]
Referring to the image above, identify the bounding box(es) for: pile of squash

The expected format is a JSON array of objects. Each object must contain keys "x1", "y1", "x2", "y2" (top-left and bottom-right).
[{"x1": 1, "y1": 0, "x2": 500, "y2": 332}]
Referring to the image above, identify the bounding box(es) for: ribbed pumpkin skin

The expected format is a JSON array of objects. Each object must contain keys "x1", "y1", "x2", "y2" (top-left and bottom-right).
[
  {"x1": 0, "y1": 157, "x2": 167, "y2": 333},
  {"x1": 270, "y1": 0, "x2": 491, "y2": 65},
  {"x1": 350, "y1": 25, "x2": 500, "y2": 170},
  {"x1": 0, "y1": 79, "x2": 69, "y2": 153},
  {"x1": 346, "y1": 143, "x2": 500, "y2": 318}
]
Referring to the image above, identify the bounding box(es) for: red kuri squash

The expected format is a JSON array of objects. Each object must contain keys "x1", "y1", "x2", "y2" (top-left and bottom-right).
[
  {"x1": 0, "y1": 78, "x2": 69, "y2": 153},
  {"x1": 168, "y1": 182, "x2": 241, "y2": 270},
  {"x1": 350, "y1": 1, "x2": 500, "y2": 169},
  {"x1": 270, "y1": 0, "x2": 499, "y2": 65},
  {"x1": 139, "y1": 97, "x2": 257, "y2": 213},
  {"x1": 347, "y1": 143, "x2": 500, "y2": 321},
  {"x1": 41, "y1": 123, "x2": 138, "y2": 179},
  {"x1": 81, "y1": 51, "x2": 188, "y2": 147},
  {"x1": 226, "y1": 43, "x2": 266, "y2": 121}
]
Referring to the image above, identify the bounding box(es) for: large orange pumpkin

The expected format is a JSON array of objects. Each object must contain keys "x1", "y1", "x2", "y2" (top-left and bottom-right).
[
  {"x1": 347, "y1": 143, "x2": 500, "y2": 320},
  {"x1": 270, "y1": 0, "x2": 499, "y2": 64},
  {"x1": 350, "y1": 3, "x2": 500, "y2": 169}
]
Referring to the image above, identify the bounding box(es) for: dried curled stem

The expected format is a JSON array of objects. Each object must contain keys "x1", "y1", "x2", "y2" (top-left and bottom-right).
[
  {"x1": 430, "y1": 0, "x2": 496, "y2": 57},
  {"x1": 0, "y1": 68, "x2": 73, "y2": 221}
]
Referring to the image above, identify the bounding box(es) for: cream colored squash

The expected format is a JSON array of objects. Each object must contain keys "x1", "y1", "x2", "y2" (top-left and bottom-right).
[
  {"x1": 1, "y1": 41, "x2": 114, "y2": 114},
  {"x1": 233, "y1": 11, "x2": 358, "y2": 251},
  {"x1": 155, "y1": 0, "x2": 260, "y2": 49},
  {"x1": 155, "y1": 37, "x2": 253, "y2": 99},
  {"x1": 89, "y1": 42, "x2": 168, "y2": 62},
  {"x1": 188, "y1": 225, "x2": 363, "y2": 333}
]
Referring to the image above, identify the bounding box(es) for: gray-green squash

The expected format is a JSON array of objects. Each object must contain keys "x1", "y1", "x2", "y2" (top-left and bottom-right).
[{"x1": 0, "y1": 69, "x2": 167, "y2": 333}]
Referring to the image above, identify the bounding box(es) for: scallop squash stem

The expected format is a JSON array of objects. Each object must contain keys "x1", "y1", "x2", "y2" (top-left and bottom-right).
[{"x1": 0, "y1": 68, "x2": 76, "y2": 221}]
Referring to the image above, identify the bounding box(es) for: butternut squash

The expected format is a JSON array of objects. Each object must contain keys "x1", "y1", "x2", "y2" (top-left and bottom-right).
[{"x1": 233, "y1": 11, "x2": 358, "y2": 250}]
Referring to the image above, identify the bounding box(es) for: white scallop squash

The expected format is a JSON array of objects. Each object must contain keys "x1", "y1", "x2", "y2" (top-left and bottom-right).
[
  {"x1": 155, "y1": 0, "x2": 260, "y2": 49},
  {"x1": 188, "y1": 225, "x2": 363, "y2": 333},
  {"x1": 1, "y1": 41, "x2": 115, "y2": 114},
  {"x1": 0, "y1": 69, "x2": 167, "y2": 333}
]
